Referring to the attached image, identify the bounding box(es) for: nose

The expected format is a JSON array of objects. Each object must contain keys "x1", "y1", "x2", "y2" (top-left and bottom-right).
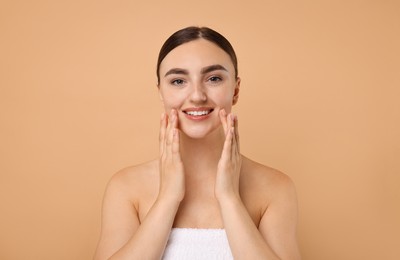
[{"x1": 189, "y1": 82, "x2": 207, "y2": 103}]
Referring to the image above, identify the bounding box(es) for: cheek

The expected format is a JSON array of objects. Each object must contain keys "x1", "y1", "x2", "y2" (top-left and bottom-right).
[
  {"x1": 161, "y1": 92, "x2": 184, "y2": 111},
  {"x1": 215, "y1": 91, "x2": 234, "y2": 108}
]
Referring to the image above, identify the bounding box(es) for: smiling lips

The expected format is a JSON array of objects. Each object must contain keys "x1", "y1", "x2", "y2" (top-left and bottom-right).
[{"x1": 183, "y1": 108, "x2": 214, "y2": 120}]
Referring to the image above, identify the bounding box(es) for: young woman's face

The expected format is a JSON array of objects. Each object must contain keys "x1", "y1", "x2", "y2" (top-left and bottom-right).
[{"x1": 158, "y1": 39, "x2": 240, "y2": 139}]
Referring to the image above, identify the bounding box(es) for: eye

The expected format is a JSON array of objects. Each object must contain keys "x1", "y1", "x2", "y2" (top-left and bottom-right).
[
  {"x1": 171, "y1": 79, "x2": 185, "y2": 86},
  {"x1": 208, "y1": 76, "x2": 222, "y2": 83}
]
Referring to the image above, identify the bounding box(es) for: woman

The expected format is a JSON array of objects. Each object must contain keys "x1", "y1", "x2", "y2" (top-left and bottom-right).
[{"x1": 94, "y1": 26, "x2": 301, "y2": 260}]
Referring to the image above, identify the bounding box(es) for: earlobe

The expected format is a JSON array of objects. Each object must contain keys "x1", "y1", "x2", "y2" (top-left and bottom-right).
[{"x1": 232, "y1": 95, "x2": 239, "y2": 105}]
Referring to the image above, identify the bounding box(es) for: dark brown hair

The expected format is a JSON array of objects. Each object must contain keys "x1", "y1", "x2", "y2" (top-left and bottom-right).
[{"x1": 156, "y1": 26, "x2": 238, "y2": 85}]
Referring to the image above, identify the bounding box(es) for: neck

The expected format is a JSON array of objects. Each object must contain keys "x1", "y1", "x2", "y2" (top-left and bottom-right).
[{"x1": 179, "y1": 126, "x2": 225, "y2": 175}]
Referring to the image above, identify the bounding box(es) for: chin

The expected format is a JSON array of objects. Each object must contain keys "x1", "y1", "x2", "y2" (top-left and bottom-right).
[
  {"x1": 179, "y1": 125, "x2": 220, "y2": 139},
  {"x1": 180, "y1": 129, "x2": 209, "y2": 139}
]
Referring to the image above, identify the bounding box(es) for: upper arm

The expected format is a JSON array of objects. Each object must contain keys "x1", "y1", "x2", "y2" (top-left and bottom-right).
[
  {"x1": 94, "y1": 172, "x2": 140, "y2": 260},
  {"x1": 258, "y1": 174, "x2": 301, "y2": 260}
]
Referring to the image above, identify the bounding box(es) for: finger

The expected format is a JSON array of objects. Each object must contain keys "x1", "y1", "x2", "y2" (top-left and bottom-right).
[
  {"x1": 230, "y1": 115, "x2": 236, "y2": 159},
  {"x1": 172, "y1": 128, "x2": 182, "y2": 163},
  {"x1": 172, "y1": 109, "x2": 179, "y2": 129},
  {"x1": 170, "y1": 109, "x2": 179, "y2": 157},
  {"x1": 219, "y1": 109, "x2": 228, "y2": 135},
  {"x1": 224, "y1": 112, "x2": 233, "y2": 138},
  {"x1": 229, "y1": 126, "x2": 235, "y2": 159},
  {"x1": 223, "y1": 113, "x2": 234, "y2": 160},
  {"x1": 166, "y1": 110, "x2": 175, "y2": 148},
  {"x1": 233, "y1": 114, "x2": 240, "y2": 154},
  {"x1": 228, "y1": 113, "x2": 234, "y2": 134},
  {"x1": 159, "y1": 112, "x2": 167, "y2": 155},
  {"x1": 221, "y1": 124, "x2": 234, "y2": 163}
]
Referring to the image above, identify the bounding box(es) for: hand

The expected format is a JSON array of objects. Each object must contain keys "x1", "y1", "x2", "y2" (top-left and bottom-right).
[
  {"x1": 215, "y1": 109, "x2": 242, "y2": 202},
  {"x1": 158, "y1": 109, "x2": 185, "y2": 203}
]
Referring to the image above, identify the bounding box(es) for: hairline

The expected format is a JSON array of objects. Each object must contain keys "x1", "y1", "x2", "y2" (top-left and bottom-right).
[{"x1": 156, "y1": 27, "x2": 238, "y2": 85}]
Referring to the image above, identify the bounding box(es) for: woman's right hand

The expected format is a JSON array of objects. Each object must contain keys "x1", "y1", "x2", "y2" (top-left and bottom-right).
[{"x1": 158, "y1": 109, "x2": 185, "y2": 203}]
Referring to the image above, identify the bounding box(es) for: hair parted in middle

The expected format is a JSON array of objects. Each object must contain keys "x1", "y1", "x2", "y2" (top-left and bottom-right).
[{"x1": 156, "y1": 26, "x2": 238, "y2": 85}]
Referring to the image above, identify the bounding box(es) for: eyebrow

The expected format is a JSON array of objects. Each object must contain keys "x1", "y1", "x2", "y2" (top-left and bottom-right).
[
  {"x1": 164, "y1": 64, "x2": 228, "y2": 77},
  {"x1": 201, "y1": 64, "x2": 228, "y2": 74},
  {"x1": 164, "y1": 68, "x2": 189, "y2": 77}
]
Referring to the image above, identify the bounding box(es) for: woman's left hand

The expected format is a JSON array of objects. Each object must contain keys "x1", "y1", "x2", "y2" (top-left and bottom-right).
[{"x1": 215, "y1": 109, "x2": 242, "y2": 202}]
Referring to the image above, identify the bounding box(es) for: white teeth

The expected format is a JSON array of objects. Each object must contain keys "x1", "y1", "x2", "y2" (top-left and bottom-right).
[{"x1": 186, "y1": 110, "x2": 210, "y2": 116}]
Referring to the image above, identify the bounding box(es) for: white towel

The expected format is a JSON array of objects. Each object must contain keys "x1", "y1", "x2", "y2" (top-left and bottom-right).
[{"x1": 162, "y1": 228, "x2": 234, "y2": 260}]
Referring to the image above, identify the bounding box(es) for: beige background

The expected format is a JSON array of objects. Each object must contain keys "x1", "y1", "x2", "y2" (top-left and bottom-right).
[{"x1": 1, "y1": 0, "x2": 399, "y2": 259}]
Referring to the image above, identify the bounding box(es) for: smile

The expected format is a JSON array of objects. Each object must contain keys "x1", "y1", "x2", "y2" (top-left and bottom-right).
[
  {"x1": 185, "y1": 110, "x2": 211, "y2": 116},
  {"x1": 183, "y1": 108, "x2": 214, "y2": 118}
]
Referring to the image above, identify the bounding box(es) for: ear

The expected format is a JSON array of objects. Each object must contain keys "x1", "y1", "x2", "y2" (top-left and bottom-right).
[{"x1": 232, "y1": 77, "x2": 241, "y2": 105}]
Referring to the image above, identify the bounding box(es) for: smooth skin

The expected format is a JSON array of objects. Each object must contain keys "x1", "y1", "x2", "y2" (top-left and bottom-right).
[{"x1": 94, "y1": 39, "x2": 301, "y2": 260}]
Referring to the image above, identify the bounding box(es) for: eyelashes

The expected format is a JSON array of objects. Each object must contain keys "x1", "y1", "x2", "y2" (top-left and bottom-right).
[
  {"x1": 169, "y1": 76, "x2": 223, "y2": 86},
  {"x1": 171, "y1": 79, "x2": 185, "y2": 86},
  {"x1": 208, "y1": 76, "x2": 222, "y2": 83}
]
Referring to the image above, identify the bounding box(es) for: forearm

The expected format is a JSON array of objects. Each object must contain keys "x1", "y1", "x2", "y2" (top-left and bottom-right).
[
  {"x1": 109, "y1": 198, "x2": 179, "y2": 260},
  {"x1": 219, "y1": 196, "x2": 280, "y2": 260}
]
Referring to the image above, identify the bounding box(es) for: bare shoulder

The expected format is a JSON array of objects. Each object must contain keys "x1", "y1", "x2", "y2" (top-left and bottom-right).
[
  {"x1": 94, "y1": 160, "x2": 159, "y2": 260},
  {"x1": 111, "y1": 159, "x2": 158, "y2": 182},
  {"x1": 240, "y1": 156, "x2": 297, "y2": 212},
  {"x1": 241, "y1": 155, "x2": 295, "y2": 192},
  {"x1": 241, "y1": 157, "x2": 301, "y2": 259},
  {"x1": 105, "y1": 160, "x2": 159, "y2": 205}
]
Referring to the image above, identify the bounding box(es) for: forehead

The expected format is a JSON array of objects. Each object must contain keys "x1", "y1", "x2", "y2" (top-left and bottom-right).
[{"x1": 159, "y1": 39, "x2": 235, "y2": 74}]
